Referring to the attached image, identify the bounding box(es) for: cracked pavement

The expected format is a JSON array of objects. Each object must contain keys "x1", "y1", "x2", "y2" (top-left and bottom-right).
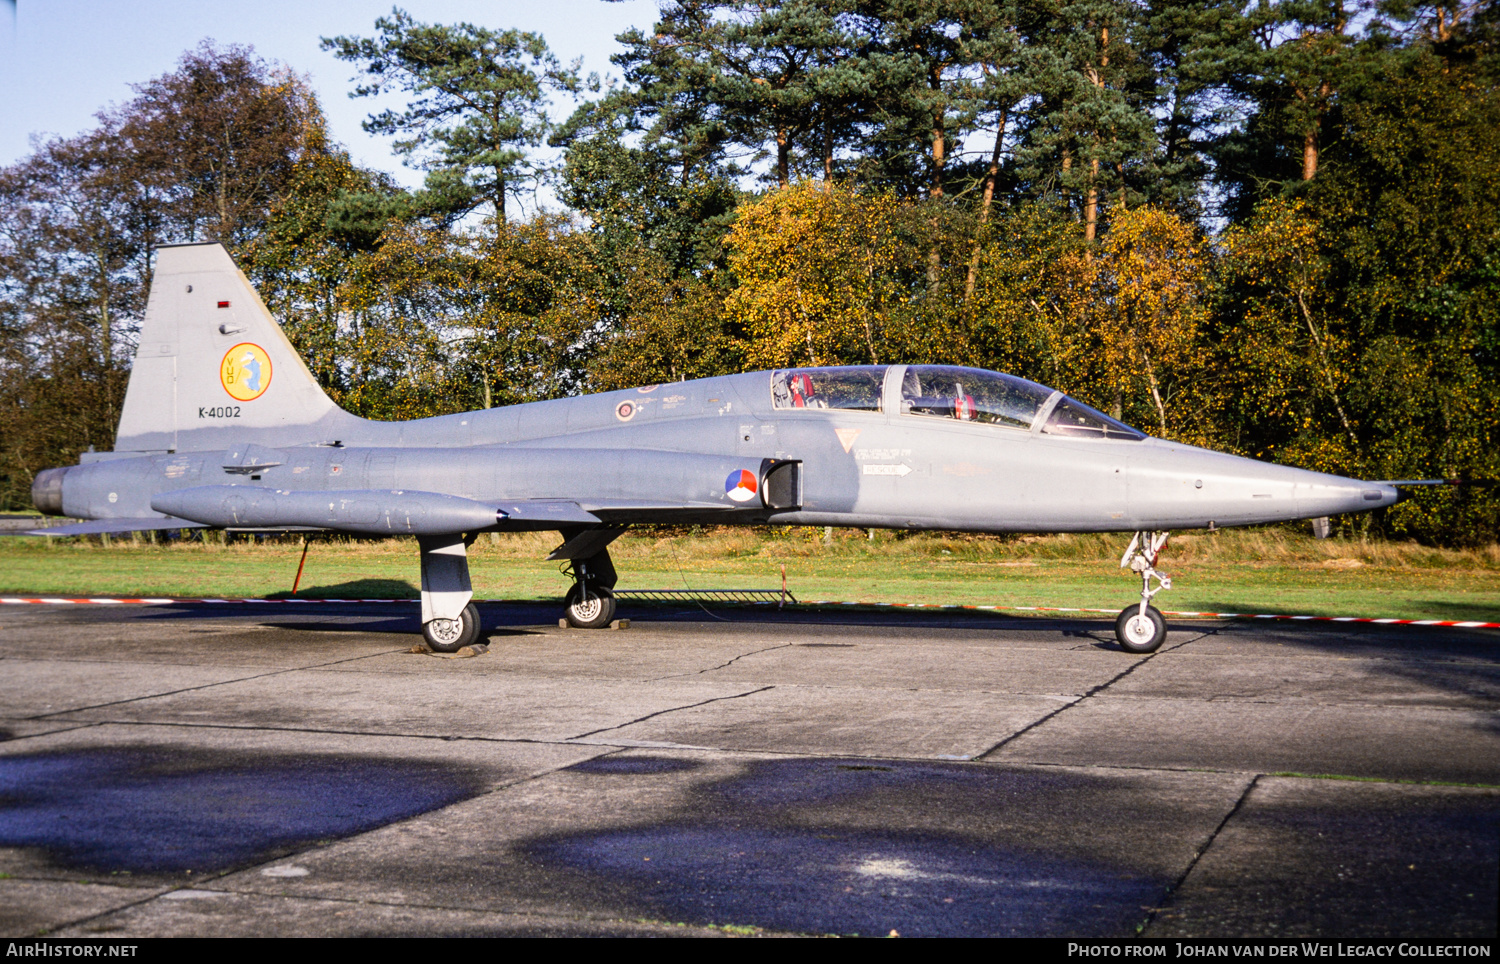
[{"x1": 0, "y1": 600, "x2": 1495, "y2": 937}]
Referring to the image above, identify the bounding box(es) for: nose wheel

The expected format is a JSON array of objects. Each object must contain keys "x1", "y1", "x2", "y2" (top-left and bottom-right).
[
  {"x1": 1116, "y1": 531, "x2": 1172, "y2": 654},
  {"x1": 1115, "y1": 604, "x2": 1166, "y2": 654}
]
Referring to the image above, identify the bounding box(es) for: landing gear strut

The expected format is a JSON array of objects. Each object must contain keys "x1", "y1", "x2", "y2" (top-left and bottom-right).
[
  {"x1": 1116, "y1": 530, "x2": 1171, "y2": 654},
  {"x1": 419, "y1": 533, "x2": 482, "y2": 652}
]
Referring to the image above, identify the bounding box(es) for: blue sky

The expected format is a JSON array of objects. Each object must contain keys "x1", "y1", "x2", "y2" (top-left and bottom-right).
[{"x1": 0, "y1": 0, "x2": 659, "y2": 209}]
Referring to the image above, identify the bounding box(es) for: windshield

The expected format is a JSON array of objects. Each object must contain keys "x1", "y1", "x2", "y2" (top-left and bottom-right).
[
  {"x1": 771, "y1": 367, "x2": 886, "y2": 412},
  {"x1": 900, "y1": 366, "x2": 1055, "y2": 431},
  {"x1": 1041, "y1": 396, "x2": 1146, "y2": 440}
]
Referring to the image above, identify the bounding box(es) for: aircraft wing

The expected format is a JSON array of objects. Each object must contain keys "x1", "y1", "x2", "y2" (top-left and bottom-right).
[
  {"x1": 137, "y1": 487, "x2": 747, "y2": 536},
  {"x1": 14, "y1": 492, "x2": 746, "y2": 541},
  {"x1": 11, "y1": 517, "x2": 207, "y2": 537}
]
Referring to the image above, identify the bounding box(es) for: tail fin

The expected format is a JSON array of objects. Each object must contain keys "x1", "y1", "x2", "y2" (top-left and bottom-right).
[{"x1": 115, "y1": 243, "x2": 345, "y2": 453}]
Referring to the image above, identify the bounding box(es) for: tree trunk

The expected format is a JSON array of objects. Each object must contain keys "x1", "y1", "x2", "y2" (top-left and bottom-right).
[
  {"x1": 216, "y1": 167, "x2": 229, "y2": 240},
  {"x1": 1294, "y1": 289, "x2": 1359, "y2": 453},
  {"x1": 95, "y1": 244, "x2": 112, "y2": 366},
  {"x1": 964, "y1": 112, "x2": 1007, "y2": 301},
  {"x1": 1084, "y1": 28, "x2": 1108, "y2": 242},
  {"x1": 1301, "y1": 129, "x2": 1319, "y2": 180},
  {"x1": 1142, "y1": 350, "x2": 1167, "y2": 435},
  {"x1": 823, "y1": 109, "x2": 833, "y2": 181},
  {"x1": 926, "y1": 94, "x2": 948, "y2": 290},
  {"x1": 1301, "y1": 81, "x2": 1330, "y2": 181},
  {"x1": 930, "y1": 111, "x2": 946, "y2": 199},
  {"x1": 777, "y1": 128, "x2": 790, "y2": 188},
  {"x1": 1084, "y1": 157, "x2": 1100, "y2": 242}
]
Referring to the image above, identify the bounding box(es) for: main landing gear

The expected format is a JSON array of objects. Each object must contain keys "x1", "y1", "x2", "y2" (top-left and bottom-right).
[
  {"x1": 551, "y1": 526, "x2": 625, "y2": 629},
  {"x1": 564, "y1": 581, "x2": 615, "y2": 629},
  {"x1": 424, "y1": 602, "x2": 481, "y2": 652},
  {"x1": 1116, "y1": 530, "x2": 1172, "y2": 654},
  {"x1": 418, "y1": 533, "x2": 481, "y2": 653}
]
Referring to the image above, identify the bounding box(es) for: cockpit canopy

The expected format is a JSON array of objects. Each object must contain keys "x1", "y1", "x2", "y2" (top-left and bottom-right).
[{"x1": 769, "y1": 365, "x2": 1145, "y2": 440}]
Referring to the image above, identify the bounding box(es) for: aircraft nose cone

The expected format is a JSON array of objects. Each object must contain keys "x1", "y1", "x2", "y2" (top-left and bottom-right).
[
  {"x1": 1298, "y1": 477, "x2": 1399, "y2": 517},
  {"x1": 1128, "y1": 442, "x2": 1400, "y2": 528}
]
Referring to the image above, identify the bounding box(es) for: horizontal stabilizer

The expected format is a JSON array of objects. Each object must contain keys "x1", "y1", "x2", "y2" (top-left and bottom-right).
[{"x1": 15, "y1": 518, "x2": 206, "y2": 537}]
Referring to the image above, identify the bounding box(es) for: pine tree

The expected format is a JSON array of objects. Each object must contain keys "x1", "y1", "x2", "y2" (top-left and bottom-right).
[{"x1": 322, "y1": 8, "x2": 579, "y2": 223}]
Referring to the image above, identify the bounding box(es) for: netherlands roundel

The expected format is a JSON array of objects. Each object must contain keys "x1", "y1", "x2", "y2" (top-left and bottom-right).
[{"x1": 725, "y1": 469, "x2": 758, "y2": 503}]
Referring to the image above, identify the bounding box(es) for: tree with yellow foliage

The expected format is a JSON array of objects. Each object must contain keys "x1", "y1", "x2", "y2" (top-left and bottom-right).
[
  {"x1": 726, "y1": 181, "x2": 893, "y2": 368},
  {"x1": 724, "y1": 181, "x2": 968, "y2": 369},
  {"x1": 1218, "y1": 197, "x2": 1360, "y2": 474},
  {"x1": 1053, "y1": 206, "x2": 1209, "y2": 439}
]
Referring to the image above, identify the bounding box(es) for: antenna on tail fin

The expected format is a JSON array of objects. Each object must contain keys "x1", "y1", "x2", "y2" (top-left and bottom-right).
[{"x1": 114, "y1": 243, "x2": 348, "y2": 453}]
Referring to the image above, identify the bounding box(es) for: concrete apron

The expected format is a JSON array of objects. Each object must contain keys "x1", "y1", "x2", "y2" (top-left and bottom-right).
[{"x1": 0, "y1": 601, "x2": 1494, "y2": 938}]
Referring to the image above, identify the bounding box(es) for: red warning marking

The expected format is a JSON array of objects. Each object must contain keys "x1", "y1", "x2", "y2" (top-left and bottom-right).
[{"x1": 798, "y1": 601, "x2": 1500, "y2": 630}]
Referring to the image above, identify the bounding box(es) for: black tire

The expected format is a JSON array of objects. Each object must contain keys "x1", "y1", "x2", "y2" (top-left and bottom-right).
[
  {"x1": 564, "y1": 584, "x2": 616, "y2": 629},
  {"x1": 423, "y1": 602, "x2": 480, "y2": 653},
  {"x1": 1115, "y1": 604, "x2": 1167, "y2": 654}
]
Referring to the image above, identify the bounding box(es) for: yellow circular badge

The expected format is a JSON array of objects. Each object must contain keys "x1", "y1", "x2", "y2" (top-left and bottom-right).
[{"x1": 221, "y1": 343, "x2": 273, "y2": 401}]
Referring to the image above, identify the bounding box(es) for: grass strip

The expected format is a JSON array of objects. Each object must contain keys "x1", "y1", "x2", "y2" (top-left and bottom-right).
[{"x1": 1, "y1": 526, "x2": 1497, "y2": 624}]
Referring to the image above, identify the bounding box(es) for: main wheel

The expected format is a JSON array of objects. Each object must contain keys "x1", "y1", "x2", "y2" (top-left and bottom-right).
[
  {"x1": 423, "y1": 601, "x2": 480, "y2": 653},
  {"x1": 564, "y1": 584, "x2": 616, "y2": 629},
  {"x1": 1115, "y1": 604, "x2": 1167, "y2": 654}
]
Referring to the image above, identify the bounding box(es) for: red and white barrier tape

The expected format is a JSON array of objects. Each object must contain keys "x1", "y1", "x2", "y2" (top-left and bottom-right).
[
  {"x1": 1, "y1": 595, "x2": 1496, "y2": 629},
  {"x1": 800, "y1": 600, "x2": 1500, "y2": 630},
  {"x1": 0, "y1": 596, "x2": 414, "y2": 605}
]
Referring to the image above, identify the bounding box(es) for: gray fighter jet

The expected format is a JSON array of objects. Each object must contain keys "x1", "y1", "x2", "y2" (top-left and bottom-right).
[{"x1": 27, "y1": 243, "x2": 1401, "y2": 653}]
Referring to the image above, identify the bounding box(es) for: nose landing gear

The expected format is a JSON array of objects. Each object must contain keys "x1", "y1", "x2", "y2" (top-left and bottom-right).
[{"x1": 1116, "y1": 530, "x2": 1172, "y2": 654}]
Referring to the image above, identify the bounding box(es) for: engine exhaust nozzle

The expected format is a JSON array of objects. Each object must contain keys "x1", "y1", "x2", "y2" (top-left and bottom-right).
[{"x1": 31, "y1": 466, "x2": 71, "y2": 516}]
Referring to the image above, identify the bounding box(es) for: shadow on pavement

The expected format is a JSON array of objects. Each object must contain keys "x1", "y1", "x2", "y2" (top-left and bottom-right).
[
  {"x1": 0, "y1": 745, "x2": 486, "y2": 875},
  {"x1": 529, "y1": 757, "x2": 1166, "y2": 938},
  {"x1": 264, "y1": 578, "x2": 418, "y2": 600}
]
